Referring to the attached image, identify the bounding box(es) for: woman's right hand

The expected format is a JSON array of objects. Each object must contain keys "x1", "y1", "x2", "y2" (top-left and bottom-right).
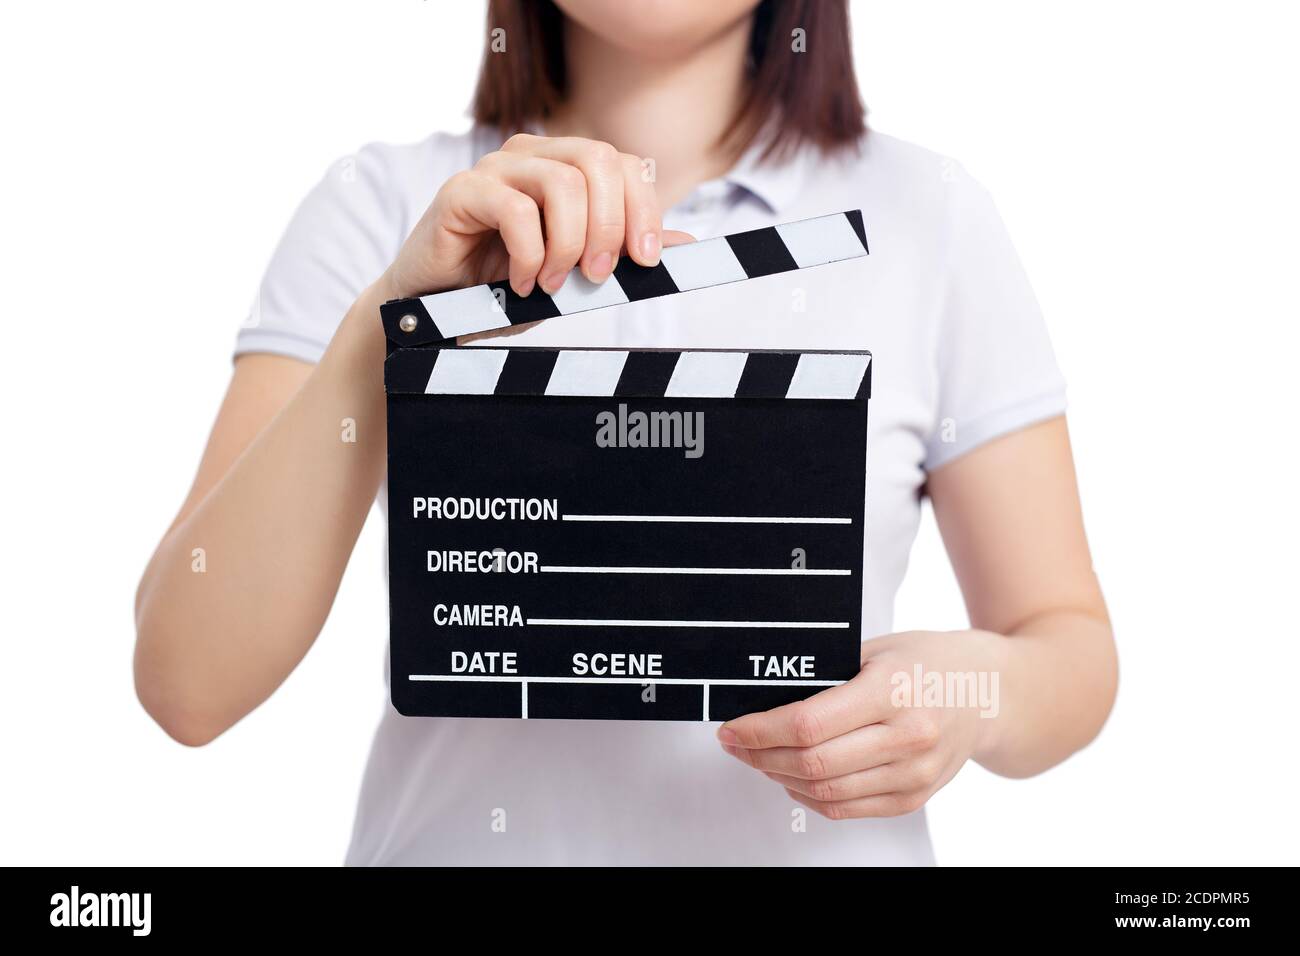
[{"x1": 380, "y1": 133, "x2": 691, "y2": 303}]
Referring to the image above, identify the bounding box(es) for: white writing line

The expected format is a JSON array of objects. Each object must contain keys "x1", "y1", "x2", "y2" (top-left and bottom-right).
[
  {"x1": 410, "y1": 675, "x2": 844, "y2": 687},
  {"x1": 525, "y1": 618, "x2": 849, "y2": 629},
  {"x1": 539, "y1": 566, "x2": 850, "y2": 576},
  {"x1": 561, "y1": 514, "x2": 851, "y2": 525}
]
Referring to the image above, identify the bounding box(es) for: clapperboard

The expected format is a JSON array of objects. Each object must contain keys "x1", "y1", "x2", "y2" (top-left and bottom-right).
[{"x1": 381, "y1": 211, "x2": 871, "y2": 721}]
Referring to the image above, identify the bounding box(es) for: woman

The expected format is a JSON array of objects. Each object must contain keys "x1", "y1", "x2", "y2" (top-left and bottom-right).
[{"x1": 134, "y1": 0, "x2": 1116, "y2": 865}]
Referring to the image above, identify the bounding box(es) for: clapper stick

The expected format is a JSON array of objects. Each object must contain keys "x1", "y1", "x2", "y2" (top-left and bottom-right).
[
  {"x1": 383, "y1": 209, "x2": 872, "y2": 722},
  {"x1": 380, "y1": 209, "x2": 869, "y2": 346}
]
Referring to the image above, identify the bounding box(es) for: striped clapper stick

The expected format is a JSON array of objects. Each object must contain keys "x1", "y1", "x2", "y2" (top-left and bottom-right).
[{"x1": 382, "y1": 211, "x2": 871, "y2": 721}]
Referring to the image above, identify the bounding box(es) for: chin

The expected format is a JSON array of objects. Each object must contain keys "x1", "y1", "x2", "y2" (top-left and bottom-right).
[{"x1": 554, "y1": 0, "x2": 762, "y2": 58}]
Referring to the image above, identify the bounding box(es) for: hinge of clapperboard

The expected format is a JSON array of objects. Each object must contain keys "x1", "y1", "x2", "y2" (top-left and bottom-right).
[{"x1": 379, "y1": 210, "x2": 870, "y2": 368}]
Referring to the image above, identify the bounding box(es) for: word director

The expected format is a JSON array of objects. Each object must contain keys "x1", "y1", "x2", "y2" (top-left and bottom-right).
[{"x1": 426, "y1": 550, "x2": 538, "y2": 573}]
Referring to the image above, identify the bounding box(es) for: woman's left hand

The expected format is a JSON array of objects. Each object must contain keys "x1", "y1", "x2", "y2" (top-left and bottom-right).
[{"x1": 717, "y1": 629, "x2": 1008, "y2": 819}]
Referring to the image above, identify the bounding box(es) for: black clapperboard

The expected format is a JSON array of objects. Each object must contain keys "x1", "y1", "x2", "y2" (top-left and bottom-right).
[{"x1": 381, "y1": 211, "x2": 871, "y2": 721}]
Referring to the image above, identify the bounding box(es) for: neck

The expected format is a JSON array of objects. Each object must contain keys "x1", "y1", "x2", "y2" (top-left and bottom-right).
[{"x1": 545, "y1": 17, "x2": 753, "y2": 207}]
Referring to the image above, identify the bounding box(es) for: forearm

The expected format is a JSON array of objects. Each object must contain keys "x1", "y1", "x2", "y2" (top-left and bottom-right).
[
  {"x1": 134, "y1": 283, "x2": 389, "y2": 744},
  {"x1": 973, "y1": 608, "x2": 1117, "y2": 778}
]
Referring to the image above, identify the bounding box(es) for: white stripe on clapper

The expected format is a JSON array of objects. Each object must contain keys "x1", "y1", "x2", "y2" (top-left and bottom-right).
[
  {"x1": 424, "y1": 348, "x2": 510, "y2": 394},
  {"x1": 660, "y1": 236, "x2": 748, "y2": 291},
  {"x1": 544, "y1": 350, "x2": 629, "y2": 396},
  {"x1": 547, "y1": 271, "x2": 631, "y2": 314},
  {"x1": 785, "y1": 353, "x2": 871, "y2": 400},
  {"x1": 776, "y1": 213, "x2": 866, "y2": 268},
  {"x1": 418, "y1": 284, "x2": 508, "y2": 339},
  {"x1": 663, "y1": 351, "x2": 749, "y2": 398}
]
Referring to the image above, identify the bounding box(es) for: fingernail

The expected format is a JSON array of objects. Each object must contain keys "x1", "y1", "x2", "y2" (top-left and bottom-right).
[
  {"x1": 587, "y1": 251, "x2": 613, "y2": 282},
  {"x1": 641, "y1": 232, "x2": 661, "y2": 265},
  {"x1": 540, "y1": 270, "x2": 566, "y2": 294},
  {"x1": 516, "y1": 277, "x2": 534, "y2": 297},
  {"x1": 717, "y1": 726, "x2": 738, "y2": 746}
]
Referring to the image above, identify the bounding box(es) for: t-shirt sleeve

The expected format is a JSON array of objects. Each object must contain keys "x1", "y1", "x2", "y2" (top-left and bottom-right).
[
  {"x1": 235, "y1": 146, "x2": 404, "y2": 364},
  {"x1": 923, "y1": 166, "x2": 1067, "y2": 471}
]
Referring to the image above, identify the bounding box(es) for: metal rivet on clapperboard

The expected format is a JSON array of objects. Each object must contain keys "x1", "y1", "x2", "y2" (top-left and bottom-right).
[{"x1": 399, "y1": 314, "x2": 419, "y2": 333}]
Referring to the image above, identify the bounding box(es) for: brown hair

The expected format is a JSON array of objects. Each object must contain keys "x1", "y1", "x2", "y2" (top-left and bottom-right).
[{"x1": 471, "y1": 0, "x2": 867, "y2": 161}]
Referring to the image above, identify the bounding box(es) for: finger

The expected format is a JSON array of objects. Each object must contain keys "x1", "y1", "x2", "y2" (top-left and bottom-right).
[
  {"x1": 662, "y1": 229, "x2": 695, "y2": 248},
  {"x1": 620, "y1": 153, "x2": 662, "y2": 266},
  {"x1": 447, "y1": 171, "x2": 545, "y2": 297},
  {"x1": 503, "y1": 134, "x2": 625, "y2": 285},
  {"x1": 467, "y1": 237, "x2": 510, "y2": 290},
  {"x1": 718, "y1": 669, "x2": 892, "y2": 750},
  {"x1": 785, "y1": 788, "x2": 929, "y2": 821},
  {"x1": 763, "y1": 762, "x2": 917, "y2": 802},
  {"x1": 477, "y1": 152, "x2": 589, "y2": 296},
  {"x1": 722, "y1": 722, "x2": 908, "y2": 779}
]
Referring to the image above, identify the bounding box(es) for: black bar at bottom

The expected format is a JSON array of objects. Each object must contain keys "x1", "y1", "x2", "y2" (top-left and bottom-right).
[{"x1": 13, "y1": 866, "x2": 1282, "y2": 939}]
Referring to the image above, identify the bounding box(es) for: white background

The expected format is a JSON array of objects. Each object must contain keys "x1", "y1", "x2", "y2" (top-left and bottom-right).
[{"x1": 1, "y1": 0, "x2": 1296, "y2": 865}]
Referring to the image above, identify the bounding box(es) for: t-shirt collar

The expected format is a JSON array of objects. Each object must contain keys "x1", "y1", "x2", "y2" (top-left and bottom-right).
[{"x1": 717, "y1": 136, "x2": 811, "y2": 215}]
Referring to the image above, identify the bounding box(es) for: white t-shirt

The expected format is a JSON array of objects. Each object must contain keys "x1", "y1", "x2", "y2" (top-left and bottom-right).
[{"x1": 237, "y1": 125, "x2": 1066, "y2": 865}]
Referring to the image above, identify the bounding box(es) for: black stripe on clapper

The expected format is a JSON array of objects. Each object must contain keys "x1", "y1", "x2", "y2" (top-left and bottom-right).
[
  {"x1": 384, "y1": 348, "x2": 439, "y2": 394},
  {"x1": 614, "y1": 351, "x2": 681, "y2": 397},
  {"x1": 493, "y1": 349, "x2": 559, "y2": 395},
  {"x1": 612, "y1": 257, "x2": 680, "y2": 302},
  {"x1": 380, "y1": 297, "x2": 437, "y2": 353},
  {"x1": 725, "y1": 225, "x2": 798, "y2": 278},
  {"x1": 844, "y1": 210, "x2": 869, "y2": 253},
  {"x1": 734, "y1": 352, "x2": 800, "y2": 398},
  {"x1": 487, "y1": 280, "x2": 563, "y2": 327}
]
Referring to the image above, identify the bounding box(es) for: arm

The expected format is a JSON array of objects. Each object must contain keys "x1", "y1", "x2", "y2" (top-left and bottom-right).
[
  {"x1": 717, "y1": 417, "x2": 1118, "y2": 816},
  {"x1": 927, "y1": 414, "x2": 1115, "y2": 777},
  {"x1": 133, "y1": 295, "x2": 388, "y2": 746},
  {"x1": 134, "y1": 134, "x2": 682, "y2": 745}
]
